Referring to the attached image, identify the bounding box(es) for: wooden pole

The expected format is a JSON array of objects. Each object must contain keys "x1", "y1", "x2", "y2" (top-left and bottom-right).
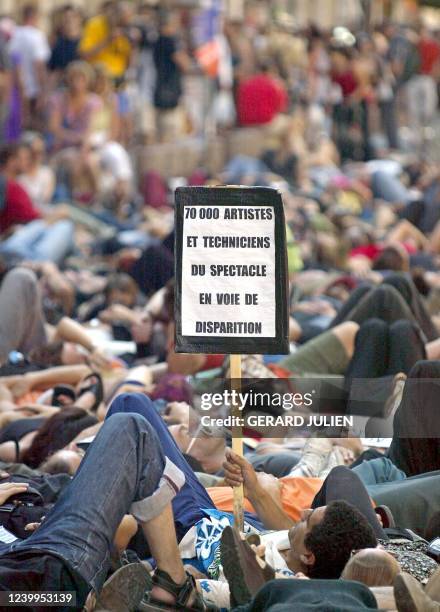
[{"x1": 230, "y1": 353, "x2": 244, "y2": 533}]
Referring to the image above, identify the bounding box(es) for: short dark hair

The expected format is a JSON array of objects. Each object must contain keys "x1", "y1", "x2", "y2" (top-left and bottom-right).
[
  {"x1": 426, "y1": 511, "x2": 440, "y2": 541},
  {"x1": 23, "y1": 3, "x2": 39, "y2": 22},
  {"x1": 372, "y1": 246, "x2": 406, "y2": 272},
  {"x1": 0, "y1": 143, "x2": 20, "y2": 168},
  {"x1": 305, "y1": 500, "x2": 378, "y2": 579},
  {"x1": 105, "y1": 273, "x2": 138, "y2": 300},
  {"x1": 29, "y1": 340, "x2": 64, "y2": 367}
]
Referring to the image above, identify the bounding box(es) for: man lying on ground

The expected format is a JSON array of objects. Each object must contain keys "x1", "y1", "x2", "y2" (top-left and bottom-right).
[{"x1": 0, "y1": 410, "x2": 212, "y2": 611}]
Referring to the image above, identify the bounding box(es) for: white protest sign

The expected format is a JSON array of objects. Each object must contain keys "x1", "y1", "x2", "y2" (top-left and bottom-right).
[{"x1": 175, "y1": 186, "x2": 289, "y2": 354}]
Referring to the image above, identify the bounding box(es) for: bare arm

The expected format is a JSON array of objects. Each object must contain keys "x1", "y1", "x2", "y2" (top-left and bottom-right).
[
  {"x1": 112, "y1": 365, "x2": 153, "y2": 399},
  {"x1": 167, "y1": 349, "x2": 206, "y2": 375},
  {"x1": 247, "y1": 483, "x2": 294, "y2": 530},
  {"x1": 0, "y1": 69, "x2": 11, "y2": 111},
  {"x1": 55, "y1": 317, "x2": 112, "y2": 369},
  {"x1": 24, "y1": 365, "x2": 91, "y2": 389},
  {"x1": 223, "y1": 449, "x2": 294, "y2": 530},
  {"x1": 34, "y1": 60, "x2": 47, "y2": 106},
  {"x1": 3, "y1": 365, "x2": 91, "y2": 400},
  {"x1": 72, "y1": 422, "x2": 102, "y2": 444},
  {"x1": 40, "y1": 263, "x2": 75, "y2": 316},
  {"x1": 42, "y1": 168, "x2": 56, "y2": 206},
  {"x1": 428, "y1": 219, "x2": 440, "y2": 254},
  {"x1": 109, "y1": 95, "x2": 121, "y2": 142},
  {"x1": 173, "y1": 50, "x2": 192, "y2": 73},
  {"x1": 166, "y1": 322, "x2": 207, "y2": 374},
  {"x1": 387, "y1": 219, "x2": 429, "y2": 250},
  {"x1": 55, "y1": 317, "x2": 96, "y2": 352}
]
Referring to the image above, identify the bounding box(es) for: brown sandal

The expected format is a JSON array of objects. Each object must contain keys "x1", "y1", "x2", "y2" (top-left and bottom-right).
[{"x1": 140, "y1": 569, "x2": 218, "y2": 611}]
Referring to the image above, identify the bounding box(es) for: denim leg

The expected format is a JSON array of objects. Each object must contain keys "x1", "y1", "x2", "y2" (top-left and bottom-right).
[
  {"x1": 371, "y1": 170, "x2": 411, "y2": 205},
  {"x1": 0, "y1": 220, "x2": 46, "y2": 260},
  {"x1": 352, "y1": 457, "x2": 406, "y2": 486},
  {"x1": 32, "y1": 220, "x2": 75, "y2": 264},
  {"x1": 8, "y1": 412, "x2": 185, "y2": 592},
  {"x1": 107, "y1": 393, "x2": 215, "y2": 541}
]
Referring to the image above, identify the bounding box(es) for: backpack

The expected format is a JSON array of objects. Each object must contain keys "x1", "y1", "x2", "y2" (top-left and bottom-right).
[
  {"x1": 0, "y1": 473, "x2": 70, "y2": 539},
  {"x1": 0, "y1": 486, "x2": 48, "y2": 540}
]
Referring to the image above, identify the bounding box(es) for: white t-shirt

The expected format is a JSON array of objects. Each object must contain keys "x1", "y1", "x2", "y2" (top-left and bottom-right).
[
  {"x1": 18, "y1": 166, "x2": 55, "y2": 208},
  {"x1": 9, "y1": 25, "x2": 50, "y2": 98}
]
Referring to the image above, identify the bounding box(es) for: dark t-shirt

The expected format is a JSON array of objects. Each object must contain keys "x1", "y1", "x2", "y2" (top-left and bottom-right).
[
  {"x1": 48, "y1": 37, "x2": 79, "y2": 71},
  {"x1": 0, "y1": 550, "x2": 89, "y2": 611},
  {"x1": 153, "y1": 35, "x2": 182, "y2": 109},
  {"x1": 388, "y1": 34, "x2": 420, "y2": 84}
]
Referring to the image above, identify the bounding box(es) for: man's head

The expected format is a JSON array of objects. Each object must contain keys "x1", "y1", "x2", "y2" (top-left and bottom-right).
[
  {"x1": 105, "y1": 273, "x2": 138, "y2": 307},
  {"x1": 101, "y1": 0, "x2": 116, "y2": 16},
  {"x1": 65, "y1": 60, "x2": 94, "y2": 97},
  {"x1": 372, "y1": 244, "x2": 409, "y2": 272},
  {"x1": 341, "y1": 548, "x2": 400, "y2": 587},
  {"x1": 288, "y1": 501, "x2": 377, "y2": 579},
  {"x1": 61, "y1": 5, "x2": 82, "y2": 38},
  {"x1": 22, "y1": 4, "x2": 39, "y2": 25},
  {"x1": 383, "y1": 21, "x2": 398, "y2": 40},
  {"x1": 158, "y1": 9, "x2": 179, "y2": 35},
  {"x1": 116, "y1": 1, "x2": 134, "y2": 27},
  {"x1": 40, "y1": 449, "x2": 84, "y2": 475},
  {"x1": 0, "y1": 143, "x2": 28, "y2": 177}
]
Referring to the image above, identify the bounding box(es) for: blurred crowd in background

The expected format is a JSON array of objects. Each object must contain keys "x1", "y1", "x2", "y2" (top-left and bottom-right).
[{"x1": 0, "y1": 1, "x2": 440, "y2": 254}]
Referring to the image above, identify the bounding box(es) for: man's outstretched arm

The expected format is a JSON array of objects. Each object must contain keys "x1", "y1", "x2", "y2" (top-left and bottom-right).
[{"x1": 223, "y1": 449, "x2": 294, "y2": 531}]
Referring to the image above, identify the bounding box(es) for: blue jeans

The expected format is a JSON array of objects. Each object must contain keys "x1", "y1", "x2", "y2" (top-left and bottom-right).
[
  {"x1": 107, "y1": 393, "x2": 216, "y2": 541},
  {"x1": 352, "y1": 457, "x2": 406, "y2": 486},
  {"x1": 371, "y1": 170, "x2": 411, "y2": 205},
  {"x1": 0, "y1": 219, "x2": 74, "y2": 264},
  {"x1": 3, "y1": 411, "x2": 184, "y2": 593},
  {"x1": 223, "y1": 155, "x2": 269, "y2": 185}
]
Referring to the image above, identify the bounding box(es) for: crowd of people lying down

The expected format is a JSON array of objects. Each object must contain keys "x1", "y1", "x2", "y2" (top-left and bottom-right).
[{"x1": 0, "y1": 259, "x2": 439, "y2": 612}]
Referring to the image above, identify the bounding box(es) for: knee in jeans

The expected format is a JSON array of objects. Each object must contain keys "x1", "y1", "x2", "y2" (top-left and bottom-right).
[
  {"x1": 110, "y1": 392, "x2": 155, "y2": 418},
  {"x1": 55, "y1": 219, "x2": 75, "y2": 235},
  {"x1": 106, "y1": 410, "x2": 151, "y2": 434}
]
